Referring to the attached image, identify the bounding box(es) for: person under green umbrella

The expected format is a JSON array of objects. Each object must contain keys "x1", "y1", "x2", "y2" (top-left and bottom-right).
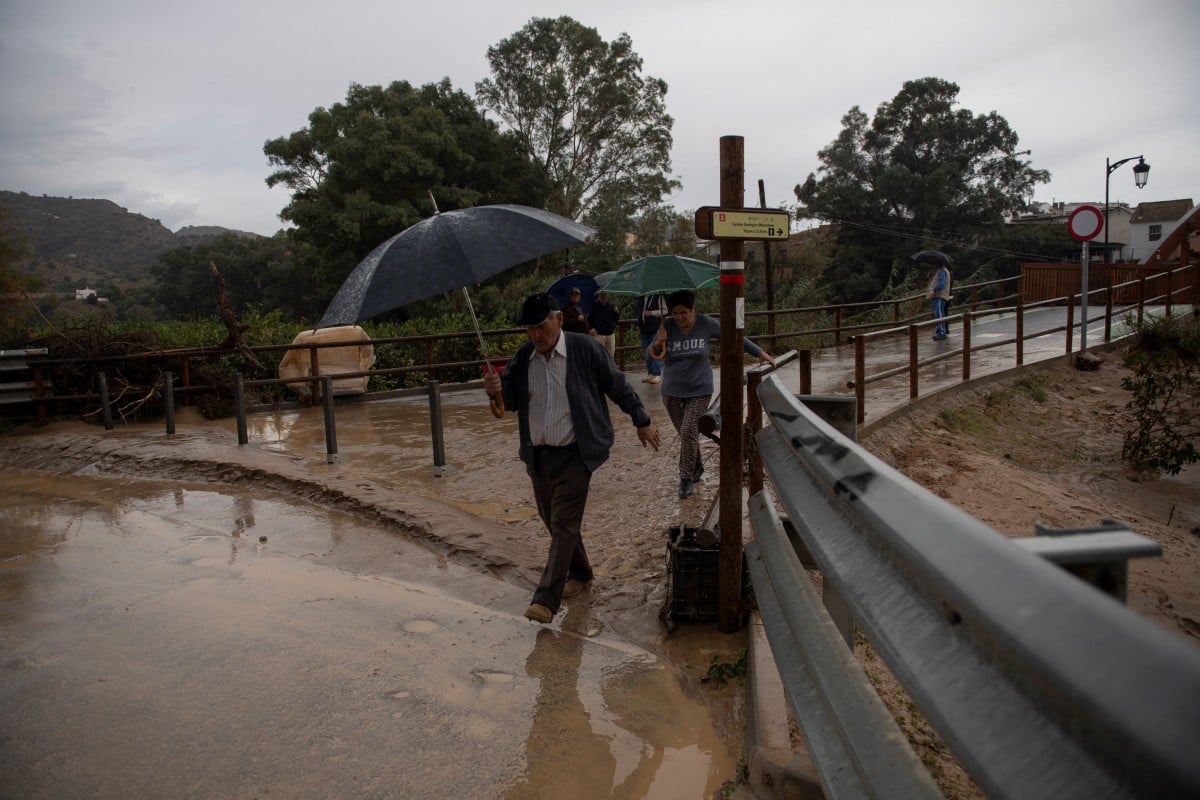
[{"x1": 650, "y1": 290, "x2": 775, "y2": 498}]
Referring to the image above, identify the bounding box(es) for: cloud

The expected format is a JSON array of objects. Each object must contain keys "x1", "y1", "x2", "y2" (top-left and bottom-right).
[{"x1": 0, "y1": 0, "x2": 1197, "y2": 236}]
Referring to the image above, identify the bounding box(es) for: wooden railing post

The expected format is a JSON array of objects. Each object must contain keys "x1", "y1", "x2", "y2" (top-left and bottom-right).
[
  {"x1": 854, "y1": 335, "x2": 866, "y2": 425},
  {"x1": 1138, "y1": 274, "x2": 1147, "y2": 327},
  {"x1": 961, "y1": 311, "x2": 972, "y2": 382},
  {"x1": 908, "y1": 326, "x2": 919, "y2": 400},
  {"x1": 1105, "y1": 277, "x2": 1114, "y2": 343},
  {"x1": 1016, "y1": 293, "x2": 1025, "y2": 366},
  {"x1": 1065, "y1": 301, "x2": 1075, "y2": 354}
]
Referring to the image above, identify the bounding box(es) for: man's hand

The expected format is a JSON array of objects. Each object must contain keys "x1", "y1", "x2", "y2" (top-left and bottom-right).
[
  {"x1": 637, "y1": 423, "x2": 661, "y2": 452},
  {"x1": 483, "y1": 371, "x2": 501, "y2": 398}
]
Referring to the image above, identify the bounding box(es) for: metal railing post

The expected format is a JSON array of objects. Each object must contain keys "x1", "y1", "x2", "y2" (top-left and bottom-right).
[
  {"x1": 428, "y1": 380, "x2": 455, "y2": 477},
  {"x1": 98, "y1": 371, "x2": 113, "y2": 430},
  {"x1": 235, "y1": 373, "x2": 248, "y2": 445},
  {"x1": 321, "y1": 376, "x2": 340, "y2": 463},
  {"x1": 164, "y1": 372, "x2": 176, "y2": 435}
]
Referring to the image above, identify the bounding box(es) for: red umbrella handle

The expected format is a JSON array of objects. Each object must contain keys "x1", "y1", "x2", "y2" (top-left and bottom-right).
[{"x1": 489, "y1": 393, "x2": 505, "y2": 418}]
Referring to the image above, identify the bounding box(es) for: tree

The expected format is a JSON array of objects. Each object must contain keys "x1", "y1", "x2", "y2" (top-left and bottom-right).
[
  {"x1": 150, "y1": 233, "x2": 320, "y2": 322},
  {"x1": 795, "y1": 77, "x2": 1050, "y2": 302},
  {"x1": 476, "y1": 16, "x2": 678, "y2": 229},
  {"x1": 264, "y1": 79, "x2": 542, "y2": 306}
]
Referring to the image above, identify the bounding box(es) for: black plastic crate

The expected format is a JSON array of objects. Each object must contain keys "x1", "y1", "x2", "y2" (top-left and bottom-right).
[{"x1": 663, "y1": 525, "x2": 750, "y2": 625}]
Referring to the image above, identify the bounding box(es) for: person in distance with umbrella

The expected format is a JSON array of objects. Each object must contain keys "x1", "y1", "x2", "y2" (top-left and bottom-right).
[
  {"x1": 925, "y1": 260, "x2": 953, "y2": 341},
  {"x1": 484, "y1": 293, "x2": 661, "y2": 624}
]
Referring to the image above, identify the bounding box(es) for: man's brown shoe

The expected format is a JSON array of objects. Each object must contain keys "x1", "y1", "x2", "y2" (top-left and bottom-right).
[
  {"x1": 524, "y1": 603, "x2": 553, "y2": 624},
  {"x1": 562, "y1": 578, "x2": 591, "y2": 599}
]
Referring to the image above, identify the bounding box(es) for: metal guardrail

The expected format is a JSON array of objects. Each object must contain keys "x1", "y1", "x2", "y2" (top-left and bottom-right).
[
  {"x1": 747, "y1": 373, "x2": 1200, "y2": 798},
  {"x1": 0, "y1": 348, "x2": 51, "y2": 424}
]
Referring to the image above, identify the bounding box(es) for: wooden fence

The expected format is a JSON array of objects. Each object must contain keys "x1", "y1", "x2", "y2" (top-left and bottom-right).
[{"x1": 1020, "y1": 262, "x2": 1198, "y2": 305}]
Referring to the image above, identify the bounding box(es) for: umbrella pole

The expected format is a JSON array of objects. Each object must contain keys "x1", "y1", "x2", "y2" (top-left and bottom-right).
[{"x1": 462, "y1": 287, "x2": 505, "y2": 418}]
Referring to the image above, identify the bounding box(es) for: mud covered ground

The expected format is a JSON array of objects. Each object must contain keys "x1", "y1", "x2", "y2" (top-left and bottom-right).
[{"x1": 3, "y1": 348, "x2": 1196, "y2": 796}]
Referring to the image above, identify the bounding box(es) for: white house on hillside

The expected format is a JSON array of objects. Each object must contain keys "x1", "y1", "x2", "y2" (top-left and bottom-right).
[{"x1": 1128, "y1": 199, "x2": 1195, "y2": 262}]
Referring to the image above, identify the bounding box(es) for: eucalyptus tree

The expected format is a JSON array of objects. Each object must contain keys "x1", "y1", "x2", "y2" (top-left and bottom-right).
[
  {"x1": 476, "y1": 16, "x2": 678, "y2": 234},
  {"x1": 795, "y1": 77, "x2": 1050, "y2": 302}
]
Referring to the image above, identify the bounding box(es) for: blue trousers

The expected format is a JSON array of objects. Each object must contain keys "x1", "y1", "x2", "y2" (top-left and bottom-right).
[
  {"x1": 932, "y1": 298, "x2": 949, "y2": 337},
  {"x1": 638, "y1": 330, "x2": 663, "y2": 376}
]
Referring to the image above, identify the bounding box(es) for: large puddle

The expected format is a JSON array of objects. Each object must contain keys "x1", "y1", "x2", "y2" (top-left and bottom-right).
[{"x1": 0, "y1": 465, "x2": 737, "y2": 798}]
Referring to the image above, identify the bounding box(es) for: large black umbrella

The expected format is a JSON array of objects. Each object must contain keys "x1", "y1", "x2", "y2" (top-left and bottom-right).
[
  {"x1": 318, "y1": 203, "x2": 595, "y2": 328},
  {"x1": 910, "y1": 249, "x2": 953, "y2": 266},
  {"x1": 318, "y1": 200, "x2": 594, "y2": 416}
]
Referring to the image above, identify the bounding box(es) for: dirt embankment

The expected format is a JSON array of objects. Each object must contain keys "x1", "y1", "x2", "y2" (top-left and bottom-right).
[
  {"x1": 860, "y1": 349, "x2": 1199, "y2": 641},
  {"x1": 854, "y1": 347, "x2": 1199, "y2": 798}
]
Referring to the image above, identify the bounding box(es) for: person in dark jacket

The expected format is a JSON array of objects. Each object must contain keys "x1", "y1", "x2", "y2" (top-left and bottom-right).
[
  {"x1": 484, "y1": 293, "x2": 661, "y2": 624},
  {"x1": 561, "y1": 287, "x2": 589, "y2": 333},
  {"x1": 587, "y1": 290, "x2": 620, "y2": 358}
]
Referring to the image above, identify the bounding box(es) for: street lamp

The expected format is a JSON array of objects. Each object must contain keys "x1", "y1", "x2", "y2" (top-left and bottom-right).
[{"x1": 1104, "y1": 155, "x2": 1150, "y2": 263}]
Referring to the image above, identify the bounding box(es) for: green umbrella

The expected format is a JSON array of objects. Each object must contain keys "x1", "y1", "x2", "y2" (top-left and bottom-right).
[{"x1": 600, "y1": 255, "x2": 720, "y2": 297}]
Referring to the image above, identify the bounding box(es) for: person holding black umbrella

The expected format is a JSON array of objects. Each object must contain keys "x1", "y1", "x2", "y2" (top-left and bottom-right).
[
  {"x1": 926, "y1": 262, "x2": 953, "y2": 340},
  {"x1": 484, "y1": 292, "x2": 661, "y2": 624}
]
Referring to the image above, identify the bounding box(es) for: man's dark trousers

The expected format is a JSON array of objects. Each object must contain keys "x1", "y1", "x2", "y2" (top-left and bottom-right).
[{"x1": 529, "y1": 444, "x2": 594, "y2": 613}]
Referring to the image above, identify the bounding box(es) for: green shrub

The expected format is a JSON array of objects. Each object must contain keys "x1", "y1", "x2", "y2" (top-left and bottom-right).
[{"x1": 1121, "y1": 315, "x2": 1199, "y2": 476}]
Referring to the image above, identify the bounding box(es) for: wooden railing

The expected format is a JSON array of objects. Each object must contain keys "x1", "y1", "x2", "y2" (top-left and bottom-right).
[{"x1": 846, "y1": 264, "x2": 1197, "y2": 425}]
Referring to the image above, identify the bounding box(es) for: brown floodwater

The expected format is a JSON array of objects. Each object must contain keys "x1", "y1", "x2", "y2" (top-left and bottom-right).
[{"x1": 0, "y1": 456, "x2": 736, "y2": 798}]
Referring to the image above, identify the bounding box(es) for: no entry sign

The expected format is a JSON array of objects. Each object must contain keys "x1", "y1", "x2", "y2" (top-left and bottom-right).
[{"x1": 1067, "y1": 204, "x2": 1104, "y2": 241}]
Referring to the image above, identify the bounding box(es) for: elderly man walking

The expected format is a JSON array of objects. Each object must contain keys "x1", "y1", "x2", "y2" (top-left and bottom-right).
[{"x1": 484, "y1": 293, "x2": 660, "y2": 624}]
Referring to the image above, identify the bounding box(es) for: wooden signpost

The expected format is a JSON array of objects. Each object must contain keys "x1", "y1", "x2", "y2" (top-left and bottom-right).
[{"x1": 694, "y1": 136, "x2": 790, "y2": 633}]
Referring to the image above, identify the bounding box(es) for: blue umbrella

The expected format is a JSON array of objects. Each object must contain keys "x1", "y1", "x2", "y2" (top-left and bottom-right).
[{"x1": 546, "y1": 273, "x2": 600, "y2": 313}]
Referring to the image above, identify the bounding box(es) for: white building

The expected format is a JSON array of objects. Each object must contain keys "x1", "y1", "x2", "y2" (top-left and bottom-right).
[{"x1": 1128, "y1": 199, "x2": 1195, "y2": 263}]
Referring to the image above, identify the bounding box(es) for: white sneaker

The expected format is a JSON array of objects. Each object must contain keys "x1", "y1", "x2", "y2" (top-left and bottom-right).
[{"x1": 648, "y1": 375, "x2": 661, "y2": 384}]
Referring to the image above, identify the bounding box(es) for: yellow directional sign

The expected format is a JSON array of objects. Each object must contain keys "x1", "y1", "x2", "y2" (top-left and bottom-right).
[{"x1": 694, "y1": 206, "x2": 790, "y2": 241}]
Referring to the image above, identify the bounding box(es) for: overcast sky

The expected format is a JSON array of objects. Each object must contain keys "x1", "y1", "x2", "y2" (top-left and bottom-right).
[{"x1": 2, "y1": 0, "x2": 1197, "y2": 237}]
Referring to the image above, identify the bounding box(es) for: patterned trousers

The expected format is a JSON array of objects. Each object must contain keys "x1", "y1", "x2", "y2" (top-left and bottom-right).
[{"x1": 664, "y1": 394, "x2": 710, "y2": 481}]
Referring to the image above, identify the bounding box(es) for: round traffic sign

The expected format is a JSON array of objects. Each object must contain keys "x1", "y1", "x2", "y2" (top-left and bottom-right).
[{"x1": 1067, "y1": 204, "x2": 1104, "y2": 241}]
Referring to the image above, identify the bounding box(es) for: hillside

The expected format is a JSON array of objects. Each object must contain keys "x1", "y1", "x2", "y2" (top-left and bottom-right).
[{"x1": 0, "y1": 190, "x2": 261, "y2": 291}]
